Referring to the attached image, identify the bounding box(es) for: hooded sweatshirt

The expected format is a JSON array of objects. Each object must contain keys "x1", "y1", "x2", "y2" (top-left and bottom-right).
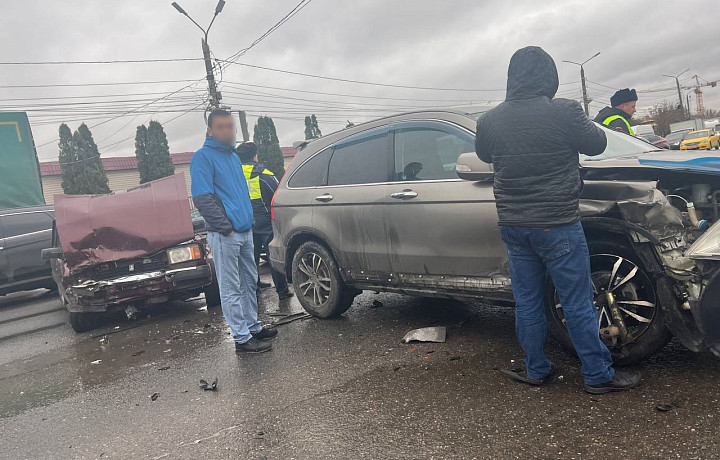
[{"x1": 475, "y1": 46, "x2": 608, "y2": 227}]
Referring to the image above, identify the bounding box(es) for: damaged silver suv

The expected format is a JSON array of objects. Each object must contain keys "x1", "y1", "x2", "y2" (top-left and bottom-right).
[{"x1": 269, "y1": 110, "x2": 720, "y2": 364}]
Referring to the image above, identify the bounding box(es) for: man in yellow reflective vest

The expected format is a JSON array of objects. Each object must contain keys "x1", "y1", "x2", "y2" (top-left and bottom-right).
[
  {"x1": 237, "y1": 142, "x2": 293, "y2": 300},
  {"x1": 593, "y1": 88, "x2": 637, "y2": 136}
]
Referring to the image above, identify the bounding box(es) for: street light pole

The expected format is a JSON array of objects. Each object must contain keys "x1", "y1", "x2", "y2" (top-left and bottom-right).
[
  {"x1": 663, "y1": 68, "x2": 689, "y2": 115},
  {"x1": 563, "y1": 52, "x2": 601, "y2": 116},
  {"x1": 171, "y1": 1, "x2": 226, "y2": 109}
]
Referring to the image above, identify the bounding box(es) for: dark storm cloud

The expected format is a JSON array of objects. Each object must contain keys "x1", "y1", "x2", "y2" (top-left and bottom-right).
[{"x1": 2, "y1": 0, "x2": 718, "y2": 161}]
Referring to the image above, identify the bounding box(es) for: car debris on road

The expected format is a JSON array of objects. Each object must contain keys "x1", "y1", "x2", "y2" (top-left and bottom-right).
[{"x1": 402, "y1": 326, "x2": 447, "y2": 343}]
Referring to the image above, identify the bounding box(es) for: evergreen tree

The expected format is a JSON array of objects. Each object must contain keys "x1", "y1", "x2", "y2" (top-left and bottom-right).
[
  {"x1": 304, "y1": 114, "x2": 322, "y2": 140},
  {"x1": 135, "y1": 125, "x2": 150, "y2": 183},
  {"x1": 253, "y1": 116, "x2": 285, "y2": 177},
  {"x1": 64, "y1": 123, "x2": 111, "y2": 195},
  {"x1": 58, "y1": 123, "x2": 78, "y2": 194},
  {"x1": 143, "y1": 121, "x2": 175, "y2": 183}
]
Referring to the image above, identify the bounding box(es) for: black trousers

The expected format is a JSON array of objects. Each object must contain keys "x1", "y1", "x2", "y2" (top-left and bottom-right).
[{"x1": 253, "y1": 231, "x2": 289, "y2": 294}]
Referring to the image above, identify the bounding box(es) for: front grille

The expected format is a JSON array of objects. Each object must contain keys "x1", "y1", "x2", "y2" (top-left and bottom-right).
[{"x1": 91, "y1": 253, "x2": 167, "y2": 281}]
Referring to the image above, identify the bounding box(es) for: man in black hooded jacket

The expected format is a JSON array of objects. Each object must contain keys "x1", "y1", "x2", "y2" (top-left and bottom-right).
[{"x1": 476, "y1": 46, "x2": 641, "y2": 394}]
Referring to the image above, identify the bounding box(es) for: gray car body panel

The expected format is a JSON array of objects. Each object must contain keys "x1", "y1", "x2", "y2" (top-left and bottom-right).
[{"x1": 0, "y1": 205, "x2": 55, "y2": 295}]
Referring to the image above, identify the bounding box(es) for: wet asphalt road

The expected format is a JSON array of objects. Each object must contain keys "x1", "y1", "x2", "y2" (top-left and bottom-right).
[{"x1": 1, "y1": 268, "x2": 720, "y2": 460}]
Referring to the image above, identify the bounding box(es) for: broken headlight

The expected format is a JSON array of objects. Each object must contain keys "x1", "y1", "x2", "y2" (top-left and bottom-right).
[
  {"x1": 166, "y1": 244, "x2": 202, "y2": 265},
  {"x1": 686, "y1": 224, "x2": 720, "y2": 259}
]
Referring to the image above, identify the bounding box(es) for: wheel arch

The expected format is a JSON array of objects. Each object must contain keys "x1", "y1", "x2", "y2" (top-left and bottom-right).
[{"x1": 284, "y1": 231, "x2": 339, "y2": 283}]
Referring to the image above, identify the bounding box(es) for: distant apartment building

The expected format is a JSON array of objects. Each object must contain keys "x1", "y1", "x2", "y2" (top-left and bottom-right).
[{"x1": 39, "y1": 147, "x2": 299, "y2": 204}]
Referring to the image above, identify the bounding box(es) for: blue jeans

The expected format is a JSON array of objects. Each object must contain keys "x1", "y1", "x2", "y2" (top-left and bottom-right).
[
  {"x1": 500, "y1": 222, "x2": 614, "y2": 386},
  {"x1": 207, "y1": 230, "x2": 263, "y2": 343},
  {"x1": 253, "y1": 231, "x2": 290, "y2": 295}
]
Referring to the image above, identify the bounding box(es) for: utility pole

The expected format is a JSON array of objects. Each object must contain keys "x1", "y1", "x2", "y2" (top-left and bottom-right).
[
  {"x1": 663, "y1": 69, "x2": 689, "y2": 114},
  {"x1": 238, "y1": 111, "x2": 250, "y2": 142},
  {"x1": 172, "y1": 1, "x2": 226, "y2": 110},
  {"x1": 563, "y1": 52, "x2": 601, "y2": 116}
]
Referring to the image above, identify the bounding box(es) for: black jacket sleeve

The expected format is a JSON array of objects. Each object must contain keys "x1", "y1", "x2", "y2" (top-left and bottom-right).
[
  {"x1": 475, "y1": 116, "x2": 493, "y2": 164},
  {"x1": 259, "y1": 172, "x2": 279, "y2": 206},
  {"x1": 193, "y1": 193, "x2": 234, "y2": 235},
  {"x1": 565, "y1": 100, "x2": 607, "y2": 157}
]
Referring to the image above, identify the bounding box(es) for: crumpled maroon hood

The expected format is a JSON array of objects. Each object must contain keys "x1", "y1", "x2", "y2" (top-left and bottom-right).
[{"x1": 54, "y1": 173, "x2": 194, "y2": 272}]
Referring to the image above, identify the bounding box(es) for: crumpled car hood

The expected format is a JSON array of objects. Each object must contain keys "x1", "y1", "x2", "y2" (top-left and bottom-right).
[{"x1": 54, "y1": 173, "x2": 194, "y2": 272}]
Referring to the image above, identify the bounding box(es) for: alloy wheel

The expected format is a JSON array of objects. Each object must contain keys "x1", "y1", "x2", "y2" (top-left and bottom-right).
[
  {"x1": 552, "y1": 254, "x2": 657, "y2": 348},
  {"x1": 296, "y1": 252, "x2": 332, "y2": 308}
]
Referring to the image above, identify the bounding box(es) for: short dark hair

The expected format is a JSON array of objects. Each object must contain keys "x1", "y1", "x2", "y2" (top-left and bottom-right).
[
  {"x1": 237, "y1": 141, "x2": 259, "y2": 163},
  {"x1": 207, "y1": 109, "x2": 232, "y2": 128}
]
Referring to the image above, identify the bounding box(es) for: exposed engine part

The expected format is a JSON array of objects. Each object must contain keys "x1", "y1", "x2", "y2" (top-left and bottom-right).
[
  {"x1": 686, "y1": 203, "x2": 710, "y2": 230},
  {"x1": 692, "y1": 183, "x2": 712, "y2": 205}
]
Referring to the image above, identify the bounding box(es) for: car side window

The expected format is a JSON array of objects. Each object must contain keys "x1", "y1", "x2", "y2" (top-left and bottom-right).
[
  {"x1": 393, "y1": 122, "x2": 475, "y2": 181},
  {"x1": 288, "y1": 148, "x2": 332, "y2": 188},
  {"x1": 327, "y1": 127, "x2": 391, "y2": 186}
]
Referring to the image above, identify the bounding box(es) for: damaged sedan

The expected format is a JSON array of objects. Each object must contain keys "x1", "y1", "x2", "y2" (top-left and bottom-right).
[
  {"x1": 270, "y1": 110, "x2": 720, "y2": 364},
  {"x1": 42, "y1": 174, "x2": 220, "y2": 332}
]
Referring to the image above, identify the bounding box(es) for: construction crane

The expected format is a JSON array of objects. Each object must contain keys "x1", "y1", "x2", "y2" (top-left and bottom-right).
[{"x1": 689, "y1": 74, "x2": 717, "y2": 117}]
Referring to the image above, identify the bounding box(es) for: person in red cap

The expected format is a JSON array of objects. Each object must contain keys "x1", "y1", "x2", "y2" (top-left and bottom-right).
[{"x1": 593, "y1": 88, "x2": 638, "y2": 135}]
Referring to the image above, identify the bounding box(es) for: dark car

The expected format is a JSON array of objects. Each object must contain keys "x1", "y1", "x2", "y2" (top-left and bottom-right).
[
  {"x1": 638, "y1": 133, "x2": 670, "y2": 149},
  {"x1": 42, "y1": 174, "x2": 220, "y2": 332},
  {"x1": 269, "y1": 109, "x2": 720, "y2": 364},
  {"x1": 0, "y1": 205, "x2": 56, "y2": 296},
  {"x1": 666, "y1": 130, "x2": 690, "y2": 150}
]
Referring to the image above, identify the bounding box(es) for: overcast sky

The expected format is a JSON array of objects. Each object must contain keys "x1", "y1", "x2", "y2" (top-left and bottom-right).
[{"x1": 2, "y1": 0, "x2": 719, "y2": 162}]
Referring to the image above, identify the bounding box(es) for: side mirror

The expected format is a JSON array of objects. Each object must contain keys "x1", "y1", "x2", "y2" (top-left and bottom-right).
[
  {"x1": 456, "y1": 152, "x2": 494, "y2": 181},
  {"x1": 41, "y1": 247, "x2": 64, "y2": 260}
]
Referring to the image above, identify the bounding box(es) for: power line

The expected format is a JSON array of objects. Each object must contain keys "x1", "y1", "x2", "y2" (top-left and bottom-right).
[
  {"x1": 222, "y1": 0, "x2": 314, "y2": 66},
  {"x1": 0, "y1": 79, "x2": 199, "y2": 89},
  {"x1": 0, "y1": 58, "x2": 202, "y2": 65}
]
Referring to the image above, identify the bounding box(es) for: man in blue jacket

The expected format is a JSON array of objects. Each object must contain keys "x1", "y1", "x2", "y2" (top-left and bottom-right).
[{"x1": 191, "y1": 109, "x2": 277, "y2": 353}]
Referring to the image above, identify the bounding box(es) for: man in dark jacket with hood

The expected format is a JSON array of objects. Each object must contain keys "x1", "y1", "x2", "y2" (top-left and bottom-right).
[
  {"x1": 476, "y1": 46, "x2": 640, "y2": 394},
  {"x1": 237, "y1": 142, "x2": 293, "y2": 300},
  {"x1": 593, "y1": 88, "x2": 638, "y2": 135}
]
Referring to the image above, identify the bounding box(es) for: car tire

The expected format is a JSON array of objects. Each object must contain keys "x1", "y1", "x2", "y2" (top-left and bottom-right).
[
  {"x1": 68, "y1": 311, "x2": 102, "y2": 333},
  {"x1": 545, "y1": 240, "x2": 672, "y2": 365},
  {"x1": 291, "y1": 240, "x2": 356, "y2": 318},
  {"x1": 204, "y1": 258, "x2": 222, "y2": 308}
]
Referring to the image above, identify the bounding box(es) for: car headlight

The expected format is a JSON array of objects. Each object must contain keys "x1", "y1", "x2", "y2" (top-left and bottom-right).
[
  {"x1": 686, "y1": 224, "x2": 720, "y2": 259},
  {"x1": 166, "y1": 244, "x2": 202, "y2": 264}
]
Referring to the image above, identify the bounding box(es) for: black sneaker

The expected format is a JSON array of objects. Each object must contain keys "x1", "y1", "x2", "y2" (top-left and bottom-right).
[
  {"x1": 585, "y1": 370, "x2": 641, "y2": 394},
  {"x1": 257, "y1": 281, "x2": 272, "y2": 289},
  {"x1": 278, "y1": 291, "x2": 295, "y2": 300},
  {"x1": 235, "y1": 337, "x2": 272, "y2": 353},
  {"x1": 499, "y1": 364, "x2": 557, "y2": 387},
  {"x1": 251, "y1": 327, "x2": 278, "y2": 341}
]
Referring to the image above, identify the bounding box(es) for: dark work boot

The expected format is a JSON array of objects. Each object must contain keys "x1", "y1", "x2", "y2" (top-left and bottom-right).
[
  {"x1": 499, "y1": 364, "x2": 557, "y2": 387},
  {"x1": 584, "y1": 370, "x2": 641, "y2": 394},
  {"x1": 235, "y1": 337, "x2": 272, "y2": 353},
  {"x1": 257, "y1": 280, "x2": 272, "y2": 289},
  {"x1": 251, "y1": 327, "x2": 278, "y2": 341}
]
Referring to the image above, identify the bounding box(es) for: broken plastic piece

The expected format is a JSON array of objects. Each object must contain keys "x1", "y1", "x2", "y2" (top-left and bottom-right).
[
  {"x1": 151, "y1": 392, "x2": 160, "y2": 401},
  {"x1": 401, "y1": 326, "x2": 447, "y2": 343},
  {"x1": 199, "y1": 377, "x2": 218, "y2": 391}
]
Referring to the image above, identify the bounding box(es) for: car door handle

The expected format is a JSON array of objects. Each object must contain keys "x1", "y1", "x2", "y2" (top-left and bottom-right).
[
  {"x1": 314, "y1": 193, "x2": 334, "y2": 202},
  {"x1": 390, "y1": 190, "x2": 418, "y2": 200}
]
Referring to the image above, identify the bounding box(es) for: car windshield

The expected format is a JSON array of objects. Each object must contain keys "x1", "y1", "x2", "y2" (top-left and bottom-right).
[
  {"x1": 580, "y1": 123, "x2": 662, "y2": 161},
  {"x1": 666, "y1": 132, "x2": 687, "y2": 142},
  {"x1": 686, "y1": 130, "x2": 710, "y2": 140}
]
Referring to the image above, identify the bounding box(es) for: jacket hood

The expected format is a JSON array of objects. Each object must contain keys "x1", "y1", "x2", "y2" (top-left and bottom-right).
[
  {"x1": 505, "y1": 46, "x2": 559, "y2": 101},
  {"x1": 203, "y1": 136, "x2": 237, "y2": 153}
]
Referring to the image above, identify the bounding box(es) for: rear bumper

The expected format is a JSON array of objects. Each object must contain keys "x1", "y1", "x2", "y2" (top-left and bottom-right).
[{"x1": 64, "y1": 264, "x2": 212, "y2": 312}]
